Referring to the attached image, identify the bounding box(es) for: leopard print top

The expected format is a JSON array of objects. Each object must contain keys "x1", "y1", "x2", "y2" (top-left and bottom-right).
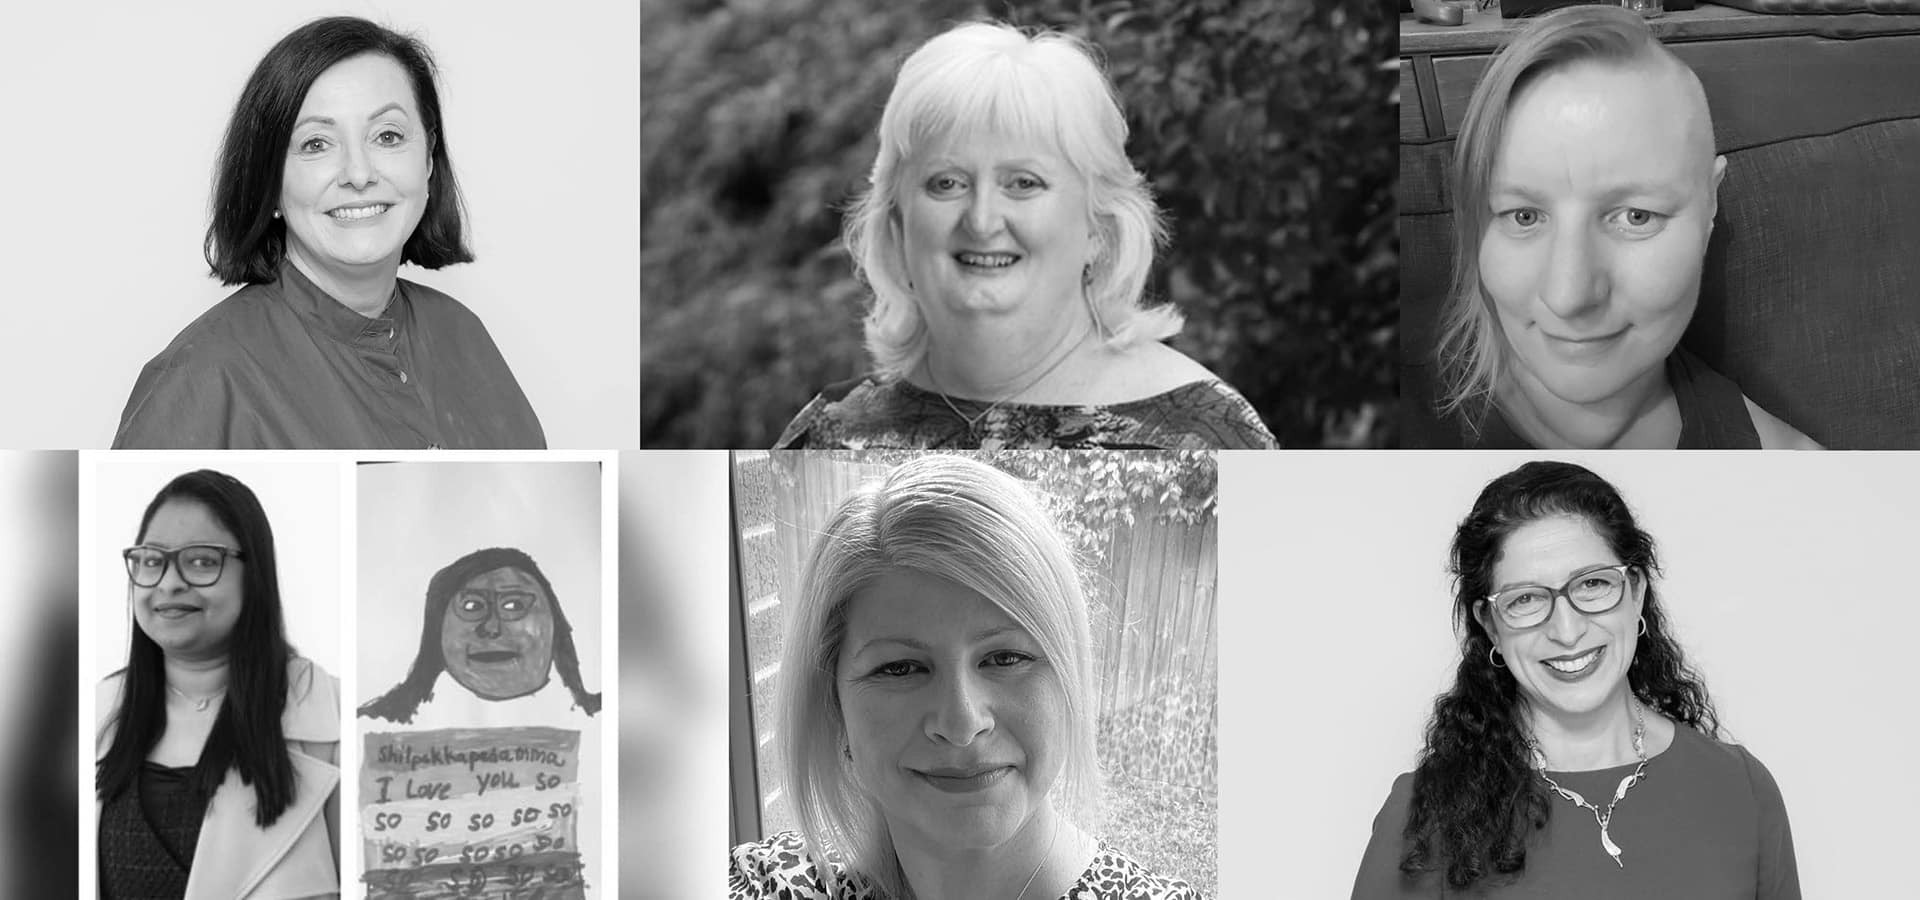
[{"x1": 729, "y1": 831, "x2": 1203, "y2": 899}]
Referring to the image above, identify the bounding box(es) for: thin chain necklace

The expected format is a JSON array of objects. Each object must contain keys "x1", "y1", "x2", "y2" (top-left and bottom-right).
[
  {"x1": 1528, "y1": 696, "x2": 1648, "y2": 869},
  {"x1": 925, "y1": 328, "x2": 1091, "y2": 443},
  {"x1": 167, "y1": 683, "x2": 226, "y2": 712},
  {"x1": 1014, "y1": 815, "x2": 1061, "y2": 900}
]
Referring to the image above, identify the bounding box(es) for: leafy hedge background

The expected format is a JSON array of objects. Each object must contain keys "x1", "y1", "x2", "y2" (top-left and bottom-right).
[{"x1": 641, "y1": 0, "x2": 1398, "y2": 448}]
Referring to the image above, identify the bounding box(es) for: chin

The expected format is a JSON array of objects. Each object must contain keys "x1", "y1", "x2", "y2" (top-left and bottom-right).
[{"x1": 1519, "y1": 358, "x2": 1645, "y2": 407}]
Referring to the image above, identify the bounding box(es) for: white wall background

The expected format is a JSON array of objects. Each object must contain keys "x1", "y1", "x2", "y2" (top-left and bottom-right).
[
  {"x1": 0, "y1": 1, "x2": 639, "y2": 449},
  {"x1": 88, "y1": 454, "x2": 344, "y2": 683},
  {"x1": 1219, "y1": 451, "x2": 1920, "y2": 899}
]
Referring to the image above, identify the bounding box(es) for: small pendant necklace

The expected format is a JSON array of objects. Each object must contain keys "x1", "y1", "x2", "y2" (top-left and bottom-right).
[
  {"x1": 167, "y1": 683, "x2": 226, "y2": 712},
  {"x1": 1529, "y1": 696, "x2": 1648, "y2": 869},
  {"x1": 926, "y1": 329, "x2": 1090, "y2": 444}
]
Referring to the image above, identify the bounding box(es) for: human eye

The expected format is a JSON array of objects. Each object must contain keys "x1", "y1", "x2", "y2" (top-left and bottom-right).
[
  {"x1": 870, "y1": 660, "x2": 926, "y2": 679},
  {"x1": 1004, "y1": 173, "x2": 1047, "y2": 197},
  {"x1": 1494, "y1": 207, "x2": 1544, "y2": 235},
  {"x1": 984, "y1": 650, "x2": 1036, "y2": 669},
  {"x1": 498, "y1": 592, "x2": 533, "y2": 615},
  {"x1": 295, "y1": 134, "x2": 331, "y2": 155},
  {"x1": 373, "y1": 127, "x2": 407, "y2": 147},
  {"x1": 925, "y1": 173, "x2": 968, "y2": 199},
  {"x1": 456, "y1": 593, "x2": 488, "y2": 615},
  {"x1": 1607, "y1": 207, "x2": 1669, "y2": 237},
  {"x1": 183, "y1": 549, "x2": 222, "y2": 571},
  {"x1": 1502, "y1": 588, "x2": 1550, "y2": 616}
]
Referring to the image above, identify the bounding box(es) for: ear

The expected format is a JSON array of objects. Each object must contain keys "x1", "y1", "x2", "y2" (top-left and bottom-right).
[{"x1": 1706, "y1": 155, "x2": 1727, "y2": 227}]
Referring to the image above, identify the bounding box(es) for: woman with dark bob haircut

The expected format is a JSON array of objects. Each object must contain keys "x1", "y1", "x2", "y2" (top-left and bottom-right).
[
  {"x1": 97, "y1": 470, "x2": 340, "y2": 898},
  {"x1": 1351, "y1": 461, "x2": 1798, "y2": 898},
  {"x1": 112, "y1": 16, "x2": 543, "y2": 449}
]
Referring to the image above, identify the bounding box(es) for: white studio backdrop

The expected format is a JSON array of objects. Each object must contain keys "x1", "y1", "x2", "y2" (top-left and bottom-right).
[
  {"x1": 87, "y1": 454, "x2": 345, "y2": 687},
  {"x1": 0, "y1": 1, "x2": 639, "y2": 449},
  {"x1": 1219, "y1": 451, "x2": 1920, "y2": 899}
]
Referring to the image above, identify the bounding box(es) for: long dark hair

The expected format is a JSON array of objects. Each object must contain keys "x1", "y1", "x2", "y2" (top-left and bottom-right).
[
  {"x1": 358, "y1": 547, "x2": 600, "y2": 723},
  {"x1": 97, "y1": 470, "x2": 297, "y2": 828},
  {"x1": 205, "y1": 16, "x2": 472, "y2": 285},
  {"x1": 1400, "y1": 461, "x2": 1720, "y2": 890}
]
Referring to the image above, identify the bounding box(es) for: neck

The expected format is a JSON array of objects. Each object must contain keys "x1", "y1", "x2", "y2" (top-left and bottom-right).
[
  {"x1": 891, "y1": 806, "x2": 1081, "y2": 900},
  {"x1": 1526, "y1": 692, "x2": 1639, "y2": 771},
  {"x1": 288, "y1": 247, "x2": 400, "y2": 318},
  {"x1": 918, "y1": 302, "x2": 1094, "y2": 401},
  {"x1": 163, "y1": 654, "x2": 231, "y2": 697},
  {"x1": 1500, "y1": 364, "x2": 1678, "y2": 449}
]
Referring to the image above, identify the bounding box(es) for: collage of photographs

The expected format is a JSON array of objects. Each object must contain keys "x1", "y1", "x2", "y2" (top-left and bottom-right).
[{"x1": 0, "y1": 0, "x2": 1915, "y2": 897}]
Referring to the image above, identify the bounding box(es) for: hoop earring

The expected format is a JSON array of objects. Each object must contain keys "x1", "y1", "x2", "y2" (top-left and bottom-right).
[
  {"x1": 1488, "y1": 646, "x2": 1506, "y2": 669},
  {"x1": 1637, "y1": 617, "x2": 1647, "y2": 636}
]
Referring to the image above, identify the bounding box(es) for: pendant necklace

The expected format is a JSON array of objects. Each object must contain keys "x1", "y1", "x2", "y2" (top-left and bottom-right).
[
  {"x1": 167, "y1": 683, "x2": 226, "y2": 712},
  {"x1": 926, "y1": 328, "x2": 1091, "y2": 444},
  {"x1": 1013, "y1": 814, "x2": 1061, "y2": 900},
  {"x1": 1529, "y1": 695, "x2": 1648, "y2": 869}
]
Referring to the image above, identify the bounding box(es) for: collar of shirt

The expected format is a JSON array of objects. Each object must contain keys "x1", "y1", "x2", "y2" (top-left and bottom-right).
[{"x1": 276, "y1": 259, "x2": 410, "y2": 349}]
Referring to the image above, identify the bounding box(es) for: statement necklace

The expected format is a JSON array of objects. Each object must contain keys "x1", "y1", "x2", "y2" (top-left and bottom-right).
[
  {"x1": 1528, "y1": 696, "x2": 1648, "y2": 869},
  {"x1": 926, "y1": 329, "x2": 1091, "y2": 443},
  {"x1": 167, "y1": 683, "x2": 226, "y2": 712}
]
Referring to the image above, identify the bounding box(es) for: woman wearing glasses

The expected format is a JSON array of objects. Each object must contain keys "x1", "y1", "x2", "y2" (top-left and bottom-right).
[
  {"x1": 96, "y1": 470, "x2": 340, "y2": 899},
  {"x1": 1351, "y1": 461, "x2": 1799, "y2": 898}
]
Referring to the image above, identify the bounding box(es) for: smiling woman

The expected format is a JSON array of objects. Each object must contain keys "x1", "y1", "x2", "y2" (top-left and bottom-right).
[
  {"x1": 773, "y1": 22, "x2": 1275, "y2": 450},
  {"x1": 730, "y1": 454, "x2": 1200, "y2": 899},
  {"x1": 111, "y1": 16, "x2": 544, "y2": 449},
  {"x1": 1408, "y1": 6, "x2": 1820, "y2": 450},
  {"x1": 1349, "y1": 461, "x2": 1799, "y2": 898}
]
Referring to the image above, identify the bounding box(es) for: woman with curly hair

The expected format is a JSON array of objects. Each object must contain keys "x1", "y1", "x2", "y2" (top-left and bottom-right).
[{"x1": 1351, "y1": 460, "x2": 1799, "y2": 898}]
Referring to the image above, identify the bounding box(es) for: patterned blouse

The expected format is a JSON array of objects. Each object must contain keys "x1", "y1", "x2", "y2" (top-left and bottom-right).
[
  {"x1": 774, "y1": 376, "x2": 1277, "y2": 450},
  {"x1": 729, "y1": 831, "x2": 1204, "y2": 900}
]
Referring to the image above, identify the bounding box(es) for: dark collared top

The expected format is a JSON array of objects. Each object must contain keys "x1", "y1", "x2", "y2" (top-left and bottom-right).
[{"x1": 113, "y1": 263, "x2": 544, "y2": 449}]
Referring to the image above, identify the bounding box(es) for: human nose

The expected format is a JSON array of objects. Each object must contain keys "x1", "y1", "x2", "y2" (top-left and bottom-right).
[
  {"x1": 1539, "y1": 225, "x2": 1608, "y2": 319},
  {"x1": 338, "y1": 139, "x2": 377, "y2": 189},
  {"x1": 153, "y1": 554, "x2": 189, "y2": 592},
  {"x1": 963, "y1": 186, "x2": 1002, "y2": 237},
  {"x1": 925, "y1": 670, "x2": 992, "y2": 746},
  {"x1": 1543, "y1": 591, "x2": 1588, "y2": 646}
]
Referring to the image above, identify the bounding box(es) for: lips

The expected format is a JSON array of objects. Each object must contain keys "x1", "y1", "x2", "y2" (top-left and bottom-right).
[
  {"x1": 1542, "y1": 646, "x2": 1604, "y2": 679},
  {"x1": 466, "y1": 649, "x2": 520, "y2": 664},
  {"x1": 954, "y1": 251, "x2": 1020, "y2": 269},
  {"x1": 328, "y1": 203, "x2": 392, "y2": 221},
  {"x1": 151, "y1": 602, "x2": 202, "y2": 619},
  {"x1": 1540, "y1": 326, "x2": 1628, "y2": 362},
  {"x1": 914, "y1": 765, "x2": 1013, "y2": 794}
]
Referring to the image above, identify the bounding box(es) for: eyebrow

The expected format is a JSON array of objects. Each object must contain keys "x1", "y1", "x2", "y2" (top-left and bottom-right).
[
  {"x1": 1488, "y1": 179, "x2": 1688, "y2": 204},
  {"x1": 851, "y1": 624, "x2": 1027, "y2": 657},
  {"x1": 1491, "y1": 562, "x2": 1622, "y2": 593},
  {"x1": 293, "y1": 102, "x2": 411, "y2": 130}
]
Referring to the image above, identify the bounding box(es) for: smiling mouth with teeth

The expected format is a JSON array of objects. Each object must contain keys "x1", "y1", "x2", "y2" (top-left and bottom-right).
[
  {"x1": 1544, "y1": 646, "x2": 1604, "y2": 674},
  {"x1": 955, "y1": 251, "x2": 1019, "y2": 269},
  {"x1": 329, "y1": 204, "x2": 391, "y2": 221}
]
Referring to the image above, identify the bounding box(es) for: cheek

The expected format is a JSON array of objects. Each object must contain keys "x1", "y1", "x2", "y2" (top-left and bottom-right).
[
  {"x1": 1611, "y1": 238, "x2": 1703, "y2": 328},
  {"x1": 1478, "y1": 233, "x2": 1537, "y2": 318}
]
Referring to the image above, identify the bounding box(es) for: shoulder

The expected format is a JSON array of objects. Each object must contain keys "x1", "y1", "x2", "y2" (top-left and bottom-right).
[
  {"x1": 1113, "y1": 377, "x2": 1277, "y2": 449},
  {"x1": 399, "y1": 276, "x2": 487, "y2": 328},
  {"x1": 1079, "y1": 845, "x2": 1203, "y2": 899},
  {"x1": 773, "y1": 376, "x2": 903, "y2": 449},
  {"x1": 136, "y1": 282, "x2": 284, "y2": 373},
  {"x1": 1742, "y1": 397, "x2": 1824, "y2": 450},
  {"x1": 284, "y1": 657, "x2": 341, "y2": 744},
  {"x1": 729, "y1": 832, "x2": 868, "y2": 899},
  {"x1": 1670, "y1": 725, "x2": 1790, "y2": 806}
]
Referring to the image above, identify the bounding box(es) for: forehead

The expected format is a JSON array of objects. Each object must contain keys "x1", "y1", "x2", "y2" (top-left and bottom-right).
[
  {"x1": 1491, "y1": 60, "x2": 1704, "y2": 199},
  {"x1": 298, "y1": 53, "x2": 419, "y2": 118},
  {"x1": 459, "y1": 566, "x2": 542, "y2": 594},
  {"x1": 1493, "y1": 515, "x2": 1619, "y2": 585},
  {"x1": 841, "y1": 568, "x2": 1026, "y2": 648},
  {"x1": 909, "y1": 127, "x2": 1073, "y2": 173},
  {"x1": 141, "y1": 499, "x2": 236, "y2": 547}
]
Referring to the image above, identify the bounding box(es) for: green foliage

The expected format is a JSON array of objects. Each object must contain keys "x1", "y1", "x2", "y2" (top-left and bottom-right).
[{"x1": 643, "y1": 0, "x2": 1397, "y2": 447}]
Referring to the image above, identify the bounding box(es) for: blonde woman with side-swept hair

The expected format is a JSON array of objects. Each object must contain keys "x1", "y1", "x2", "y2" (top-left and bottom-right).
[
  {"x1": 728, "y1": 455, "x2": 1200, "y2": 900},
  {"x1": 1411, "y1": 6, "x2": 1817, "y2": 450},
  {"x1": 775, "y1": 22, "x2": 1274, "y2": 451}
]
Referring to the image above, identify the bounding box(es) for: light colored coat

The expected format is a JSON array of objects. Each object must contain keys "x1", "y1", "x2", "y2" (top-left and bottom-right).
[{"x1": 98, "y1": 658, "x2": 341, "y2": 900}]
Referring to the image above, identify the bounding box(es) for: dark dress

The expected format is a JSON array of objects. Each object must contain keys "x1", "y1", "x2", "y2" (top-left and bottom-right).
[
  {"x1": 114, "y1": 262, "x2": 545, "y2": 449},
  {"x1": 729, "y1": 831, "x2": 1202, "y2": 900},
  {"x1": 775, "y1": 376, "x2": 1277, "y2": 450},
  {"x1": 1351, "y1": 725, "x2": 1799, "y2": 899},
  {"x1": 1402, "y1": 347, "x2": 1762, "y2": 449}
]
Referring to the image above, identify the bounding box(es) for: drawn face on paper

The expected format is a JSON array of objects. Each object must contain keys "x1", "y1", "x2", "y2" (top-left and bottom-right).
[{"x1": 439, "y1": 566, "x2": 555, "y2": 700}]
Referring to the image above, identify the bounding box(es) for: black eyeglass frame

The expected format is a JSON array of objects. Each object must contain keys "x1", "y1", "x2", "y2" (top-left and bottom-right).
[
  {"x1": 1480, "y1": 563, "x2": 1634, "y2": 630},
  {"x1": 450, "y1": 587, "x2": 541, "y2": 624},
  {"x1": 122, "y1": 544, "x2": 246, "y2": 588}
]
